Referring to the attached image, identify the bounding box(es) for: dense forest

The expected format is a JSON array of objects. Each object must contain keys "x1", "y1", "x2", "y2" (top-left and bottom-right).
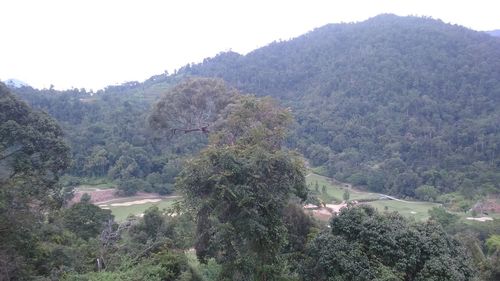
[
  {"x1": 2, "y1": 14, "x2": 500, "y2": 280},
  {"x1": 3, "y1": 79, "x2": 494, "y2": 280},
  {"x1": 11, "y1": 75, "x2": 198, "y2": 196},
  {"x1": 184, "y1": 14, "x2": 500, "y2": 199},
  {"x1": 13, "y1": 15, "x2": 500, "y2": 200}
]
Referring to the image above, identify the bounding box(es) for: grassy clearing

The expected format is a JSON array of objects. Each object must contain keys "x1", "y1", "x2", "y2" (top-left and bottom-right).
[
  {"x1": 306, "y1": 172, "x2": 441, "y2": 221},
  {"x1": 306, "y1": 173, "x2": 379, "y2": 203},
  {"x1": 366, "y1": 200, "x2": 440, "y2": 221},
  {"x1": 105, "y1": 198, "x2": 178, "y2": 221}
]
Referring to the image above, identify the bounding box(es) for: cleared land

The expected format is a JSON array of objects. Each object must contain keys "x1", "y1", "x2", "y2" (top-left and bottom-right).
[
  {"x1": 73, "y1": 185, "x2": 179, "y2": 221},
  {"x1": 306, "y1": 173, "x2": 439, "y2": 221},
  {"x1": 100, "y1": 198, "x2": 178, "y2": 221},
  {"x1": 306, "y1": 173, "x2": 379, "y2": 202},
  {"x1": 366, "y1": 200, "x2": 440, "y2": 221}
]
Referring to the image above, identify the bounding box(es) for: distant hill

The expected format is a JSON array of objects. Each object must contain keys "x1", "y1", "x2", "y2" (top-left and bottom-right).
[
  {"x1": 12, "y1": 14, "x2": 500, "y2": 197},
  {"x1": 182, "y1": 14, "x2": 500, "y2": 196},
  {"x1": 3, "y1": 78, "x2": 30, "y2": 88},
  {"x1": 486, "y1": 29, "x2": 500, "y2": 37}
]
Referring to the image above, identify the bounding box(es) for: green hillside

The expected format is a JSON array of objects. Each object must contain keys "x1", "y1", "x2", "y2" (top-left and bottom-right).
[
  {"x1": 11, "y1": 14, "x2": 500, "y2": 198},
  {"x1": 183, "y1": 14, "x2": 500, "y2": 197}
]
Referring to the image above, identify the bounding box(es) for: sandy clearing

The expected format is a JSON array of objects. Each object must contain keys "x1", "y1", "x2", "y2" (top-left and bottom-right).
[
  {"x1": 466, "y1": 217, "x2": 493, "y2": 222},
  {"x1": 312, "y1": 208, "x2": 334, "y2": 220},
  {"x1": 325, "y1": 203, "x2": 348, "y2": 213},
  {"x1": 109, "y1": 199, "x2": 162, "y2": 207},
  {"x1": 304, "y1": 204, "x2": 319, "y2": 209},
  {"x1": 96, "y1": 195, "x2": 181, "y2": 205}
]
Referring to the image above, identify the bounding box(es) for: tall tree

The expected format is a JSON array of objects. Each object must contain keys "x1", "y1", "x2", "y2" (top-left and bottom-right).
[
  {"x1": 300, "y1": 205, "x2": 476, "y2": 281},
  {"x1": 161, "y1": 79, "x2": 308, "y2": 280},
  {"x1": 0, "y1": 83, "x2": 70, "y2": 278}
]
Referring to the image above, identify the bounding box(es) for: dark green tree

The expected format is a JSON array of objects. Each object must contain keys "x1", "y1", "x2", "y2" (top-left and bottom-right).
[
  {"x1": 300, "y1": 205, "x2": 476, "y2": 281},
  {"x1": 171, "y1": 83, "x2": 308, "y2": 280},
  {"x1": 63, "y1": 197, "x2": 113, "y2": 240},
  {"x1": 0, "y1": 84, "x2": 71, "y2": 278}
]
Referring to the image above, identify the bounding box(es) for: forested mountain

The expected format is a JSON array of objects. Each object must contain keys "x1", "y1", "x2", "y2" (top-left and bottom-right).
[
  {"x1": 10, "y1": 14, "x2": 500, "y2": 199},
  {"x1": 12, "y1": 74, "x2": 201, "y2": 195},
  {"x1": 4, "y1": 14, "x2": 500, "y2": 281},
  {"x1": 181, "y1": 14, "x2": 500, "y2": 198}
]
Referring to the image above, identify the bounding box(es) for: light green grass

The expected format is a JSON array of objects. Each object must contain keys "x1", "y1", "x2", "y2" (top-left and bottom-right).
[
  {"x1": 306, "y1": 173, "x2": 440, "y2": 221},
  {"x1": 310, "y1": 165, "x2": 328, "y2": 176},
  {"x1": 105, "y1": 198, "x2": 178, "y2": 221},
  {"x1": 75, "y1": 183, "x2": 115, "y2": 192},
  {"x1": 366, "y1": 200, "x2": 440, "y2": 221},
  {"x1": 306, "y1": 173, "x2": 379, "y2": 202}
]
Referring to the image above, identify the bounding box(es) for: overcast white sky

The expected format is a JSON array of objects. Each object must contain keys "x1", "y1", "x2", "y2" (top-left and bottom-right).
[{"x1": 0, "y1": 0, "x2": 499, "y2": 90}]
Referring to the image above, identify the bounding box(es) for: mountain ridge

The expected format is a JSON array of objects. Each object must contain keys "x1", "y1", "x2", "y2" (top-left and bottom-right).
[
  {"x1": 11, "y1": 14, "x2": 500, "y2": 197},
  {"x1": 176, "y1": 14, "x2": 500, "y2": 196}
]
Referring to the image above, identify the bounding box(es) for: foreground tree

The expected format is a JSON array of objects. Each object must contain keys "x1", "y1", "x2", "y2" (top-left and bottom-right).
[
  {"x1": 0, "y1": 83, "x2": 71, "y2": 278},
  {"x1": 62, "y1": 195, "x2": 113, "y2": 240},
  {"x1": 164, "y1": 79, "x2": 308, "y2": 280},
  {"x1": 300, "y1": 205, "x2": 476, "y2": 281},
  {"x1": 149, "y1": 78, "x2": 239, "y2": 137}
]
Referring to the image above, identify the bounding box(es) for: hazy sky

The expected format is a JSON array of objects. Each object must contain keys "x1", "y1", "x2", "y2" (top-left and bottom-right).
[{"x1": 1, "y1": 0, "x2": 499, "y2": 90}]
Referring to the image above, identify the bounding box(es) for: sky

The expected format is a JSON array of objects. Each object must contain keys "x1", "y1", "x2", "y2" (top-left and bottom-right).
[{"x1": 1, "y1": 0, "x2": 499, "y2": 90}]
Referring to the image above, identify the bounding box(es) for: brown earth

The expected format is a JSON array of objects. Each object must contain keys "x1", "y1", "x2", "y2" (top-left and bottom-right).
[
  {"x1": 471, "y1": 198, "x2": 500, "y2": 214},
  {"x1": 71, "y1": 188, "x2": 164, "y2": 205}
]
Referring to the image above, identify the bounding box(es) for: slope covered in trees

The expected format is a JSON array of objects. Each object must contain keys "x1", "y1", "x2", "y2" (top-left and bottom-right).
[
  {"x1": 3, "y1": 77, "x2": 488, "y2": 280},
  {"x1": 11, "y1": 15, "x2": 500, "y2": 198},
  {"x1": 11, "y1": 75, "x2": 200, "y2": 195},
  {"x1": 1, "y1": 84, "x2": 71, "y2": 278},
  {"x1": 182, "y1": 14, "x2": 500, "y2": 197}
]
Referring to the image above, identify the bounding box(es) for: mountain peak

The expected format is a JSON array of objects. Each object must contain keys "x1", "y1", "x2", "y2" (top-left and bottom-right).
[{"x1": 3, "y1": 78, "x2": 30, "y2": 89}]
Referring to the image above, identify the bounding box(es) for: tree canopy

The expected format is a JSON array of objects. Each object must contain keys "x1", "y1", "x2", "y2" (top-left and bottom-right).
[
  {"x1": 183, "y1": 14, "x2": 500, "y2": 197},
  {"x1": 300, "y1": 205, "x2": 476, "y2": 281},
  {"x1": 0, "y1": 83, "x2": 70, "y2": 278},
  {"x1": 170, "y1": 79, "x2": 308, "y2": 280}
]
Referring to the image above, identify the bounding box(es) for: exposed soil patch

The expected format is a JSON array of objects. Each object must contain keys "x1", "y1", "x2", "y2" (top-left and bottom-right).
[
  {"x1": 471, "y1": 198, "x2": 500, "y2": 214},
  {"x1": 306, "y1": 202, "x2": 351, "y2": 221},
  {"x1": 71, "y1": 188, "x2": 117, "y2": 204},
  {"x1": 71, "y1": 187, "x2": 169, "y2": 205},
  {"x1": 104, "y1": 198, "x2": 163, "y2": 207}
]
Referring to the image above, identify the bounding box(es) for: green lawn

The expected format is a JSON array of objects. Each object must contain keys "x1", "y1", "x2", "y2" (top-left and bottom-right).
[
  {"x1": 306, "y1": 173, "x2": 441, "y2": 221},
  {"x1": 103, "y1": 198, "x2": 178, "y2": 221},
  {"x1": 306, "y1": 173, "x2": 379, "y2": 203},
  {"x1": 366, "y1": 200, "x2": 440, "y2": 221}
]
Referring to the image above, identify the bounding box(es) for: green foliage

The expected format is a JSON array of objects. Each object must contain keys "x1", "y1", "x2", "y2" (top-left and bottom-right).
[
  {"x1": 12, "y1": 77, "x2": 184, "y2": 195},
  {"x1": 80, "y1": 193, "x2": 91, "y2": 203},
  {"x1": 63, "y1": 200, "x2": 113, "y2": 240},
  {"x1": 0, "y1": 83, "x2": 71, "y2": 278},
  {"x1": 178, "y1": 144, "x2": 306, "y2": 280},
  {"x1": 486, "y1": 235, "x2": 500, "y2": 254},
  {"x1": 428, "y1": 207, "x2": 460, "y2": 228},
  {"x1": 342, "y1": 189, "x2": 350, "y2": 202},
  {"x1": 62, "y1": 249, "x2": 200, "y2": 281},
  {"x1": 300, "y1": 205, "x2": 476, "y2": 281},
  {"x1": 183, "y1": 14, "x2": 500, "y2": 197},
  {"x1": 149, "y1": 78, "x2": 238, "y2": 137},
  {"x1": 174, "y1": 91, "x2": 307, "y2": 280},
  {"x1": 415, "y1": 185, "x2": 439, "y2": 201},
  {"x1": 117, "y1": 178, "x2": 151, "y2": 196},
  {"x1": 5, "y1": 14, "x2": 500, "y2": 280}
]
